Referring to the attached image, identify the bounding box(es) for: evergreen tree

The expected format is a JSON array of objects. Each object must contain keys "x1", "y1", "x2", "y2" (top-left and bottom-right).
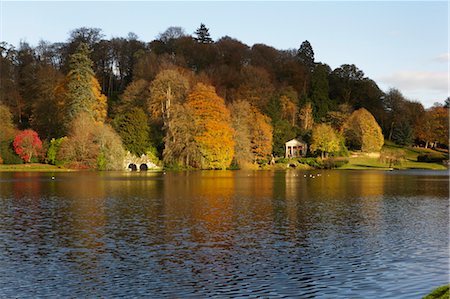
[
  {"x1": 194, "y1": 23, "x2": 213, "y2": 44},
  {"x1": 112, "y1": 107, "x2": 152, "y2": 156},
  {"x1": 310, "y1": 63, "x2": 332, "y2": 120},
  {"x1": 66, "y1": 42, "x2": 107, "y2": 122},
  {"x1": 297, "y1": 40, "x2": 315, "y2": 71}
]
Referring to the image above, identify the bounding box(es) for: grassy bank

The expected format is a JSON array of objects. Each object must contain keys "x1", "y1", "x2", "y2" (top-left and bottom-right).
[
  {"x1": 423, "y1": 285, "x2": 449, "y2": 299},
  {"x1": 1, "y1": 143, "x2": 448, "y2": 172},
  {"x1": 340, "y1": 143, "x2": 448, "y2": 170},
  {"x1": 274, "y1": 142, "x2": 448, "y2": 171},
  {"x1": 0, "y1": 163, "x2": 73, "y2": 172}
]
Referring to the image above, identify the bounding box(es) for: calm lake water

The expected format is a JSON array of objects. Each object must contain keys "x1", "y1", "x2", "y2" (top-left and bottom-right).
[{"x1": 0, "y1": 170, "x2": 448, "y2": 298}]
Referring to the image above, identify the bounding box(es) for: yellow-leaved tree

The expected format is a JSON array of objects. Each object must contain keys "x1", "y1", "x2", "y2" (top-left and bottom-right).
[
  {"x1": 187, "y1": 83, "x2": 235, "y2": 169},
  {"x1": 344, "y1": 108, "x2": 384, "y2": 152},
  {"x1": 310, "y1": 123, "x2": 341, "y2": 159},
  {"x1": 229, "y1": 100, "x2": 273, "y2": 168},
  {"x1": 148, "y1": 69, "x2": 190, "y2": 123},
  {"x1": 250, "y1": 107, "x2": 273, "y2": 162}
]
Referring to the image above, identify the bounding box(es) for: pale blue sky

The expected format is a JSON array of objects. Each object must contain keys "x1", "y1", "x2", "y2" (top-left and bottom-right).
[{"x1": 1, "y1": 1, "x2": 448, "y2": 107}]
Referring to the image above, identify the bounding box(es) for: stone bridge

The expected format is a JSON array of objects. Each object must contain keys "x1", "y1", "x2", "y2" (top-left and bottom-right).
[{"x1": 123, "y1": 152, "x2": 161, "y2": 171}]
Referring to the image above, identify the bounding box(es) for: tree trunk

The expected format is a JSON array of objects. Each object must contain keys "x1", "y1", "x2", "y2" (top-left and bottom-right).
[{"x1": 388, "y1": 121, "x2": 394, "y2": 141}]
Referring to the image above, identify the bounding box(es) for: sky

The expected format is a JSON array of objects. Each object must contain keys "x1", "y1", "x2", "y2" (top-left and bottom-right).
[{"x1": 1, "y1": 1, "x2": 448, "y2": 108}]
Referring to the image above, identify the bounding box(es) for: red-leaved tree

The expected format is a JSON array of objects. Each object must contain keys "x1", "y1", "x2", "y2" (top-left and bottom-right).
[{"x1": 13, "y1": 130, "x2": 43, "y2": 163}]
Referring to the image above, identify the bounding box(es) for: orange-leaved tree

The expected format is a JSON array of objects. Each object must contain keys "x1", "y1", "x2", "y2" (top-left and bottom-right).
[{"x1": 187, "y1": 83, "x2": 235, "y2": 169}]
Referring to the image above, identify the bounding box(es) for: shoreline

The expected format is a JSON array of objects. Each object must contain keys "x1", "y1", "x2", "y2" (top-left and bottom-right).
[{"x1": 0, "y1": 163, "x2": 447, "y2": 172}]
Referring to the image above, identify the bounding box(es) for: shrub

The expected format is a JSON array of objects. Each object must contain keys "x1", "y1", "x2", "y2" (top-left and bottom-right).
[
  {"x1": 321, "y1": 157, "x2": 349, "y2": 169},
  {"x1": 417, "y1": 153, "x2": 446, "y2": 163},
  {"x1": 0, "y1": 141, "x2": 23, "y2": 164},
  {"x1": 298, "y1": 157, "x2": 322, "y2": 168},
  {"x1": 47, "y1": 137, "x2": 67, "y2": 165},
  {"x1": 59, "y1": 113, "x2": 125, "y2": 170},
  {"x1": 298, "y1": 157, "x2": 348, "y2": 169},
  {"x1": 380, "y1": 149, "x2": 405, "y2": 167},
  {"x1": 276, "y1": 157, "x2": 290, "y2": 164}
]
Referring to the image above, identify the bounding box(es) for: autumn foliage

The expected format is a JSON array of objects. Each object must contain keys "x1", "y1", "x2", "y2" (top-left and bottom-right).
[
  {"x1": 310, "y1": 124, "x2": 340, "y2": 158},
  {"x1": 1, "y1": 27, "x2": 448, "y2": 169},
  {"x1": 344, "y1": 108, "x2": 384, "y2": 152},
  {"x1": 187, "y1": 83, "x2": 235, "y2": 169},
  {"x1": 13, "y1": 130, "x2": 43, "y2": 163}
]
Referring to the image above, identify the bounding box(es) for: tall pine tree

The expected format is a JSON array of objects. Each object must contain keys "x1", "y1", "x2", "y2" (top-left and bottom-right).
[{"x1": 65, "y1": 42, "x2": 107, "y2": 122}]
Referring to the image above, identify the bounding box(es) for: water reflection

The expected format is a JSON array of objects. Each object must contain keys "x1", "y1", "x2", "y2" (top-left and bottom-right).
[{"x1": 0, "y1": 170, "x2": 448, "y2": 298}]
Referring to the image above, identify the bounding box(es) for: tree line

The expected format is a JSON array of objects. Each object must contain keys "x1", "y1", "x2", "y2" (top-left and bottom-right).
[{"x1": 0, "y1": 25, "x2": 448, "y2": 169}]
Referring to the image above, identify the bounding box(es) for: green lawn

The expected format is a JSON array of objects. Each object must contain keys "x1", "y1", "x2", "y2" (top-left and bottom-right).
[{"x1": 340, "y1": 142, "x2": 448, "y2": 170}]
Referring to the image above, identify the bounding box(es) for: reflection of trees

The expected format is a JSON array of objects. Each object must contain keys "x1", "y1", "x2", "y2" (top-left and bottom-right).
[
  {"x1": 59, "y1": 173, "x2": 107, "y2": 286},
  {"x1": 12, "y1": 172, "x2": 42, "y2": 200},
  {"x1": 162, "y1": 171, "x2": 236, "y2": 245},
  {"x1": 358, "y1": 172, "x2": 385, "y2": 198}
]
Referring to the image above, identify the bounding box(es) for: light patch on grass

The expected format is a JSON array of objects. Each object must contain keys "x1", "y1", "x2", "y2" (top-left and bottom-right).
[
  {"x1": 0, "y1": 164, "x2": 73, "y2": 172},
  {"x1": 340, "y1": 143, "x2": 448, "y2": 170}
]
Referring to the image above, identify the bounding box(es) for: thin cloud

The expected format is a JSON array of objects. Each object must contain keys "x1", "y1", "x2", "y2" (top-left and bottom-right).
[
  {"x1": 434, "y1": 53, "x2": 450, "y2": 63},
  {"x1": 379, "y1": 71, "x2": 448, "y2": 93}
]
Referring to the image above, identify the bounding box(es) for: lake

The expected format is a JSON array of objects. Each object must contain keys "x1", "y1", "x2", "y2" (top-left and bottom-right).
[{"x1": 0, "y1": 170, "x2": 448, "y2": 298}]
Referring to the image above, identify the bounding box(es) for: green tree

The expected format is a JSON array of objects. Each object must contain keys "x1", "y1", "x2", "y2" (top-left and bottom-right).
[
  {"x1": 310, "y1": 63, "x2": 332, "y2": 120},
  {"x1": 0, "y1": 104, "x2": 17, "y2": 142},
  {"x1": 30, "y1": 65, "x2": 66, "y2": 139},
  {"x1": 47, "y1": 137, "x2": 66, "y2": 165},
  {"x1": 329, "y1": 64, "x2": 365, "y2": 105},
  {"x1": 65, "y1": 43, "x2": 107, "y2": 122},
  {"x1": 114, "y1": 79, "x2": 150, "y2": 114},
  {"x1": 344, "y1": 108, "x2": 384, "y2": 152},
  {"x1": 392, "y1": 120, "x2": 414, "y2": 146},
  {"x1": 310, "y1": 123, "x2": 341, "y2": 158},
  {"x1": 0, "y1": 103, "x2": 19, "y2": 164},
  {"x1": 112, "y1": 107, "x2": 152, "y2": 156}
]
